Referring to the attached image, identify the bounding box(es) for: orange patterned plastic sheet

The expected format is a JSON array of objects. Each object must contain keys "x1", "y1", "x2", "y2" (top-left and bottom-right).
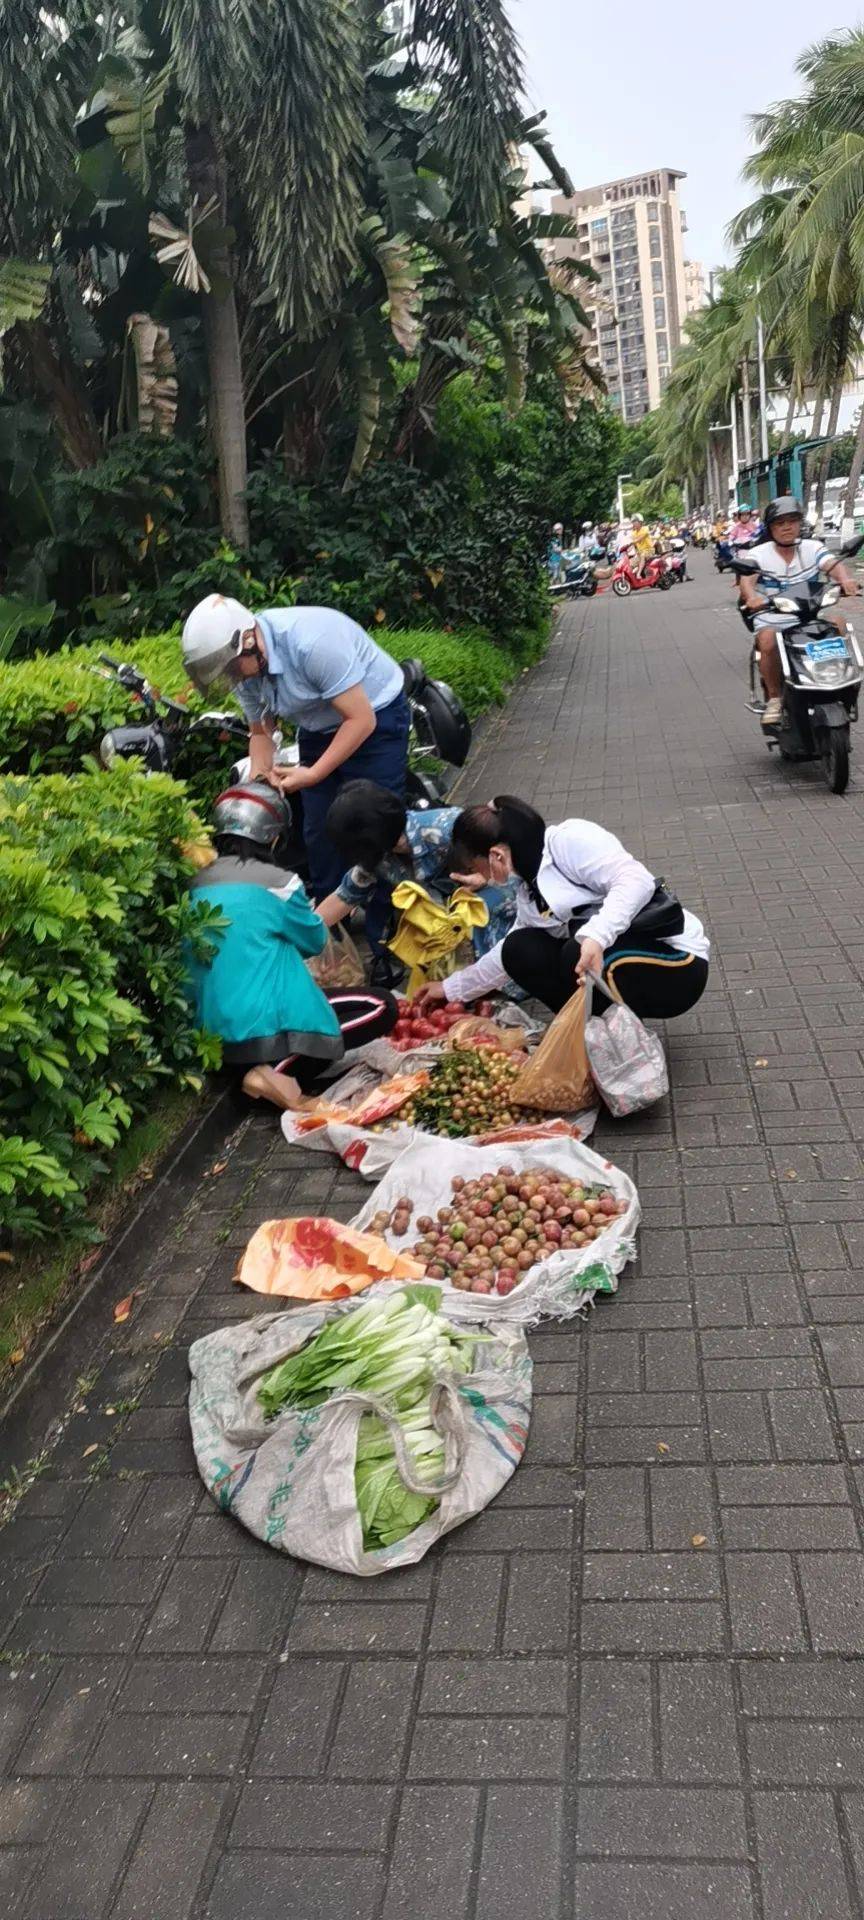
[
  {"x1": 292, "y1": 1071, "x2": 429, "y2": 1135},
  {"x1": 236, "y1": 1215, "x2": 426, "y2": 1301}
]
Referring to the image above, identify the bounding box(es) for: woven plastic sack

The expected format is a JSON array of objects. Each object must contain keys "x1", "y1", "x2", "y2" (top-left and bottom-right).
[
  {"x1": 353, "y1": 1134, "x2": 640, "y2": 1323},
  {"x1": 510, "y1": 985, "x2": 595, "y2": 1112},
  {"x1": 188, "y1": 1303, "x2": 532, "y2": 1575},
  {"x1": 584, "y1": 980, "x2": 669, "y2": 1117}
]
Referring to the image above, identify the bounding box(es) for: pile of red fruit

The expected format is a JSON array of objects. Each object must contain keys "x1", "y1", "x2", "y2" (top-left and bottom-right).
[
  {"x1": 408, "y1": 1164, "x2": 628, "y2": 1295},
  {"x1": 390, "y1": 998, "x2": 496, "y2": 1051}
]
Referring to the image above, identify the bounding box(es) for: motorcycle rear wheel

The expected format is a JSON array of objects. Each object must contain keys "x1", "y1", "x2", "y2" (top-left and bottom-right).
[
  {"x1": 657, "y1": 573, "x2": 672, "y2": 590},
  {"x1": 612, "y1": 577, "x2": 630, "y2": 596},
  {"x1": 822, "y1": 730, "x2": 850, "y2": 794}
]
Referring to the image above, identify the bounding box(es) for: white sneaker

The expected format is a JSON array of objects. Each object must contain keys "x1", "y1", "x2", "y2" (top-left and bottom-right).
[{"x1": 761, "y1": 697, "x2": 783, "y2": 729}]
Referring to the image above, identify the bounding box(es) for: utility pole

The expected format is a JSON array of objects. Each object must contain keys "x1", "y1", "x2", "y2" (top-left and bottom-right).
[
  {"x1": 740, "y1": 359, "x2": 753, "y2": 465},
  {"x1": 756, "y1": 300, "x2": 770, "y2": 460},
  {"x1": 730, "y1": 395, "x2": 739, "y2": 499}
]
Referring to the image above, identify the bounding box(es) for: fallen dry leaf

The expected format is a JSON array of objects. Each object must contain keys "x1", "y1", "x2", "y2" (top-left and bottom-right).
[
  {"x1": 0, "y1": 1251, "x2": 14, "y2": 1265},
  {"x1": 656, "y1": 1441, "x2": 670, "y2": 1455},
  {"x1": 105, "y1": 1406, "x2": 116, "y2": 1416},
  {"x1": 210, "y1": 1160, "x2": 228, "y2": 1177},
  {"x1": 79, "y1": 1248, "x2": 102, "y2": 1275},
  {"x1": 785, "y1": 1170, "x2": 798, "y2": 1180},
  {"x1": 9, "y1": 1348, "x2": 25, "y2": 1366},
  {"x1": 754, "y1": 1058, "x2": 769, "y2": 1068},
  {"x1": 691, "y1": 1534, "x2": 707, "y2": 1548},
  {"x1": 113, "y1": 1293, "x2": 136, "y2": 1323},
  {"x1": 82, "y1": 1444, "x2": 99, "y2": 1459}
]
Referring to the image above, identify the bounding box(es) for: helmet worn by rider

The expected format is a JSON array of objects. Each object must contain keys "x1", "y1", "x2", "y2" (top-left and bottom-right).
[
  {"x1": 212, "y1": 782, "x2": 285, "y2": 848},
  {"x1": 764, "y1": 495, "x2": 804, "y2": 531},
  {"x1": 182, "y1": 594, "x2": 255, "y2": 693}
]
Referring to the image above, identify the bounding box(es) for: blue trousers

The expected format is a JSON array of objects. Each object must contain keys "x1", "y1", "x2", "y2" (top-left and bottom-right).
[{"x1": 298, "y1": 692, "x2": 410, "y2": 949}]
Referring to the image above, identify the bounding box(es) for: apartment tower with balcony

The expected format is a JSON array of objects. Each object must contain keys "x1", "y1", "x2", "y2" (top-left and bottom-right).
[{"x1": 552, "y1": 167, "x2": 690, "y2": 422}]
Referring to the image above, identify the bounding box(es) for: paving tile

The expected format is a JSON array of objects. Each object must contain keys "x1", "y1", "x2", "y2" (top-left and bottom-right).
[
  {"x1": 21, "y1": 1779, "x2": 150, "y2": 1920},
  {"x1": 659, "y1": 1662, "x2": 741, "y2": 1782},
  {"x1": 503, "y1": 1554, "x2": 570, "y2": 1650},
  {"x1": 581, "y1": 1601, "x2": 725, "y2": 1654},
  {"x1": 753, "y1": 1790, "x2": 854, "y2": 1920},
  {"x1": 230, "y1": 1780, "x2": 393, "y2": 1850},
  {"x1": 571, "y1": 1863, "x2": 754, "y2": 1919},
  {"x1": 89, "y1": 1710, "x2": 246, "y2": 1776},
  {"x1": 476, "y1": 1784, "x2": 563, "y2": 1920},
  {"x1": 577, "y1": 1784, "x2": 748, "y2": 1857},
  {"x1": 328, "y1": 1660, "x2": 417, "y2": 1779},
  {"x1": 381, "y1": 1787, "x2": 479, "y2": 1920},
  {"x1": 578, "y1": 1661, "x2": 654, "y2": 1780},
  {"x1": 110, "y1": 1783, "x2": 229, "y2": 1920},
  {"x1": 248, "y1": 1658, "x2": 344, "y2": 1776},
  {"x1": 206, "y1": 1853, "x2": 383, "y2": 1920},
  {"x1": 726, "y1": 1554, "x2": 806, "y2": 1652},
  {"x1": 797, "y1": 1553, "x2": 864, "y2": 1651},
  {"x1": 583, "y1": 1469, "x2": 647, "y2": 1550},
  {"x1": 428, "y1": 1557, "x2": 504, "y2": 1651},
  {"x1": 419, "y1": 1657, "x2": 566, "y2": 1715},
  {"x1": 408, "y1": 1714, "x2": 565, "y2": 1780}
]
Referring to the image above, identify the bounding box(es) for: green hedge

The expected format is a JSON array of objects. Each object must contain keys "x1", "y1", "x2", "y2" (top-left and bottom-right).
[
  {"x1": 0, "y1": 620, "x2": 549, "y2": 780},
  {"x1": 0, "y1": 762, "x2": 222, "y2": 1242}
]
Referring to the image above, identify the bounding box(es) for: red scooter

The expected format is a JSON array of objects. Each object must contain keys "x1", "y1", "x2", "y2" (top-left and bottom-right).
[{"x1": 611, "y1": 548, "x2": 672, "y2": 596}]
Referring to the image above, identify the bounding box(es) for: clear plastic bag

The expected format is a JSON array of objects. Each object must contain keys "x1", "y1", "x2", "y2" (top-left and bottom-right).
[
  {"x1": 306, "y1": 924, "x2": 365, "y2": 991},
  {"x1": 584, "y1": 978, "x2": 669, "y2": 1117}
]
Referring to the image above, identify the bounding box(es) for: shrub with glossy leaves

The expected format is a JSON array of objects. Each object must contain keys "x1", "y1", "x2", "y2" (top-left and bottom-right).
[{"x1": 0, "y1": 763, "x2": 223, "y2": 1241}]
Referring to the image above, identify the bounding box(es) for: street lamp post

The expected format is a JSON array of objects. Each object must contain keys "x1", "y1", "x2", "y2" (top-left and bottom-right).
[{"x1": 616, "y1": 472, "x2": 632, "y2": 524}]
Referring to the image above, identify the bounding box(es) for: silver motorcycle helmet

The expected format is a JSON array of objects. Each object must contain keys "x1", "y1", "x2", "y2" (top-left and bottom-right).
[{"x1": 212, "y1": 781, "x2": 285, "y2": 846}]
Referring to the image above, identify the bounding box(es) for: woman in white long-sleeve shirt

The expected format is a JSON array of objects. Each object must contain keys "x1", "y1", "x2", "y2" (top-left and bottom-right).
[{"x1": 414, "y1": 796, "x2": 709, "y2": 1019}]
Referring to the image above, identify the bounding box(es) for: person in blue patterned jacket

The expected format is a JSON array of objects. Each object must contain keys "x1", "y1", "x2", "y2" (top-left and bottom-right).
[{"x1": 319, "y1": 780, "x2": 519, "y2": 974}]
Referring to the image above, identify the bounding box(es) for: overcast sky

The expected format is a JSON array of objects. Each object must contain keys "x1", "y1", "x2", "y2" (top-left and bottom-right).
[{"x1": 515, "y1": 1, "x2": 863, "y2": 274}]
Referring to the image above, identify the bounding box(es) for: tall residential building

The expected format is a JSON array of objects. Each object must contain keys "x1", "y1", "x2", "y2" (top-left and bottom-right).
[
  {"x1": 551, "y1": 167, "x2": 690, "y2": 422},
  {"x1": 684, "y1": 259, "x2": 707, "y2": 315}
]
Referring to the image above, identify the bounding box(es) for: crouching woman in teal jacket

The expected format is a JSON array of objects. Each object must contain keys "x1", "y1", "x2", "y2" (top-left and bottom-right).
[{"x1": 186, "y1": 783, "x2": 397, "y2": 1110}]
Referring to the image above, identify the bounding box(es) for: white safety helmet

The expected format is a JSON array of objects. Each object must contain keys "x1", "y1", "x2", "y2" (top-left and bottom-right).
[{"x1": 182, "y1": 594, "x2": 256, "y2": 693}]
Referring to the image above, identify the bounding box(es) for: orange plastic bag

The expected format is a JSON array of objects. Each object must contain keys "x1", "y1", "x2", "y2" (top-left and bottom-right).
[
  {"x1": 236, "y1": 1217, "x2": 425, "y2": 1301},
  {"x1": 509, "y1": 988, "x2": 595, "y2": 1112}
]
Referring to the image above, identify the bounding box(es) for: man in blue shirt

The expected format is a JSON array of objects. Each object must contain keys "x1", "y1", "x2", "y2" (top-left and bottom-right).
[{"x1": 181, "y1": 595, "x2": 409, "y2": 926}]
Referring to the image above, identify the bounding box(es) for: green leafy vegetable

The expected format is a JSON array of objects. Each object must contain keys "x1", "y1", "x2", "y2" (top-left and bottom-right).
[{"x1": 257, "y1": 1288, "x2": 477, "y2": 1551}]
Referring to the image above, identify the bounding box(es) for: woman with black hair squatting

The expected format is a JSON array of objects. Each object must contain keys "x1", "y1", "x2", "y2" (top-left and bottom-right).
[
  {"x1": 316, "y1": 779, "x2": 519, "y2": 971},
  {"x1": 414, "y1": 796, "x2": 709, "y2": 1022}
]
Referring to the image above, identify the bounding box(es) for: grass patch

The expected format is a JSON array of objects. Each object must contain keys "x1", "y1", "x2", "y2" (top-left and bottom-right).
[{"x1": 0, "y1": 1082, "x2": 205, "y2": 1384}]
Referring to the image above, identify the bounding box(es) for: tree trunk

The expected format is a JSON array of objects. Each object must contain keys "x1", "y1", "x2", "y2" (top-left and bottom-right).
[
  {"x1": 815, "y1": 352, "x2": 847, "y2": 525},
  {"x1": 843, "y1": 405, "x2": 864, "y2": 518},
  {"x1": 740, "y1": 359, "x2": 753, "y2": 464},
  {"x1": 810, "y1": 384, "x2": 826, "y2": 440},
  {"x1": 24, "y1": 317, "x2": 101, "y2": 468},
  {"x1": 782, "y1": 386, "x2": 797, "y2": 443},
  {"x1": 185, "y1": 124, "x2": 249, "y2": 548}
]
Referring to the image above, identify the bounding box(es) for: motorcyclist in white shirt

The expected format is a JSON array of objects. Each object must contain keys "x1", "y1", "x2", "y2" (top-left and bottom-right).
[
  {"x1": 414, "y1": 796, "x2": 709, "y2": 1020},
  {"x1": 737, "y1": 496, "x2": 859, "y2": 729}
]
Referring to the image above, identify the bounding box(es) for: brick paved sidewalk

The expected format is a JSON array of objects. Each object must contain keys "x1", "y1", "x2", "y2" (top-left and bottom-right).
[{"x1": 5, "y1": 555, "x2": 864, "y2": 1918}]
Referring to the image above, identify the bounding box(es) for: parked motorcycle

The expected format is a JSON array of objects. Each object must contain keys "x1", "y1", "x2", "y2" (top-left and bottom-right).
[
  {"x1": 731, "y1": 537, "x2": 864, "y2": 793},
  {"x1": 611, "y1": 550, "x2": 672, "y2": 596},
  {"x1": 664, "y1": 538, "x2": 689, "y2": 586},
  {"x1": 96, "y1": 649, "x2": 473, "y2": 884},
  {"x1": 549, "y1": 553, "x2": 598, "y2": 599}
]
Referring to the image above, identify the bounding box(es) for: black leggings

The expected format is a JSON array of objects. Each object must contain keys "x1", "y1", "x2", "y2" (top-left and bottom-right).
[
  {"x1": 279, "y1": 988, "x2": 398, "y2": 1090},
  {"x1": 501, "y1": 929, "x2": 708, "y2": 1020}
]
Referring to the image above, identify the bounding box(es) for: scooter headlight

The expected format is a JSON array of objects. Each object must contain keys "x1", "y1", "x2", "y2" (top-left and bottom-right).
[
  {"x1": 811, "y1": 657, "x2": 850, "y2": 686},
  {"x1": 99, "y1": 731, "x2": 117, "y2": 768}
]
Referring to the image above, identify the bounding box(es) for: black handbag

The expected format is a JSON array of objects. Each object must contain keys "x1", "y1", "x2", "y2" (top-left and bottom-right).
[{"x1": 568, "y1": 878, "x2": 685, "y2": 945}]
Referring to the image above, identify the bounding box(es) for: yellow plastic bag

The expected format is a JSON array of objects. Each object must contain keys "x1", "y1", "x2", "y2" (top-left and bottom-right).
[{"x1": 510, "y1": 988, "x2": 595, "y2": 1112}]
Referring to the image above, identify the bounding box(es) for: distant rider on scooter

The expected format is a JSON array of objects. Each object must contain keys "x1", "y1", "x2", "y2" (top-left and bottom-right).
[
  {"x1": 737, "y1": 496, "x2": 859, "y2": 729},
  {"x1": 630, "y1": 514, "x2": 654, "y2": 577}
]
